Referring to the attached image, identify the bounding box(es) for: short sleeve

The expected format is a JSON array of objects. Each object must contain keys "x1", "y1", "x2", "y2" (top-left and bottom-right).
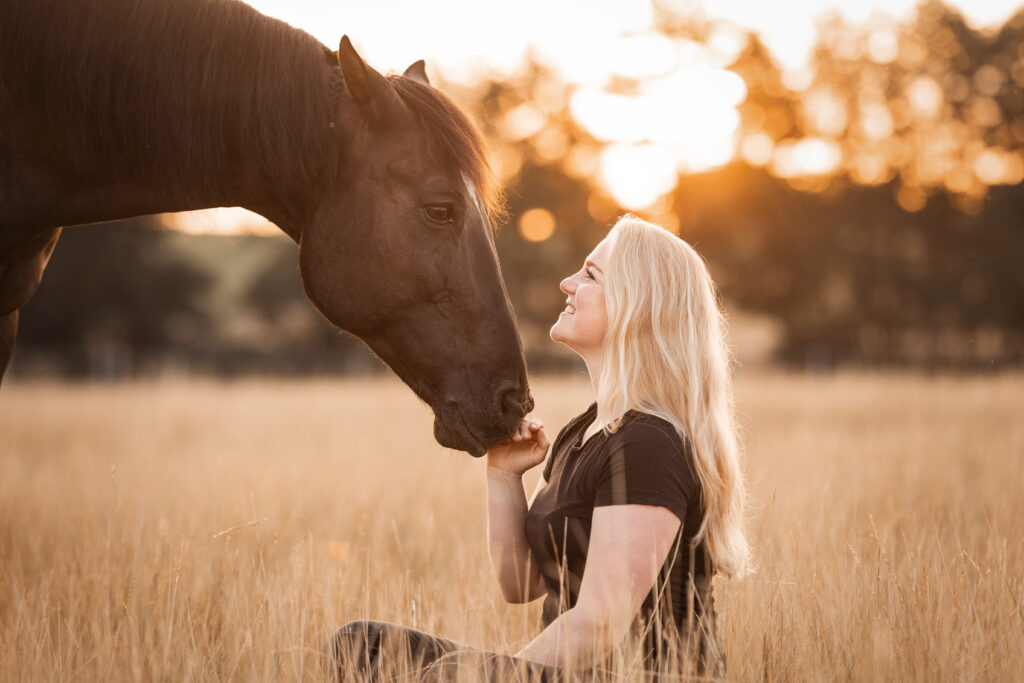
[{"x1": 593, "y1": 421, "x2": 696, "y2": 523}]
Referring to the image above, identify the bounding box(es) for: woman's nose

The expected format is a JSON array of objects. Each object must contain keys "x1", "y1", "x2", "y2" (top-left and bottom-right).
[{"x1": 560, "y1": 275, "x2": 575, "y2": 294}]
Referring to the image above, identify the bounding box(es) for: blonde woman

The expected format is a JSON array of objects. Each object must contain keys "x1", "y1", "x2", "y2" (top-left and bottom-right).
[{"x1": 328, "y1": 215, "x2": 750, "y2": 681}]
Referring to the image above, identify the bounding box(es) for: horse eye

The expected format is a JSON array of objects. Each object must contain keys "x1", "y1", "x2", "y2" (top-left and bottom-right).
[{"x1": 423, "y1": 205, "x2": 453, "y2": 224}]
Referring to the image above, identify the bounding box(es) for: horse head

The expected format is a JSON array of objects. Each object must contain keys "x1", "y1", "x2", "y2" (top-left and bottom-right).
[{"x1": 299, "y1": 37, "x2": 533, "y2": 456}]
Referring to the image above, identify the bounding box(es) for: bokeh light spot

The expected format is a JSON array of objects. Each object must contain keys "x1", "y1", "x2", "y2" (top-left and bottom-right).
[
  {"x1": 867, "y1": 27, "x2": 900, "y2": 63},
  {"x1": 896, "y1": 184, "x2": 928, "y2": 212},
  {"x1": 502, "y1": 103, "x2": 547, "y2": 140},
  {"x1": 967, "y1": 96, "x2": 1003, "y2": 128},
  {"x1": 531, "y1": 127, "x2": 570, "y2": 164},
  {"x1": 519, "y1": 208, "x2": 557, "y2": 242},
  {"x1": 849, "y1": 153, "x2": 891, "y2": 185},
  {"x1": 772, "y1": 137, "x2": 843, "y2": 178},
  {"x1": 973, "y1": 148, "x2": 1024, "y2": 185},
  {"x1": 804, "y1": 87, "x2": 849, "y2": 136},
  {"x1": 973, "y1": 64, "x2": 1006, "y2": 96},
  {"x1": 906, "y1": 76, "x2": 943, "y2": 119},
  {"x1": 741, "y1": 133, "x2": 775, "y2": 166},
  {"x1": 859, "y1": 101, "x2": 895, "y2": 139}
]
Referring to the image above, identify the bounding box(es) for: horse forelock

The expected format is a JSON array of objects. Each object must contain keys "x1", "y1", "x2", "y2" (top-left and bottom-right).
[{"x1": 388, "y1": 76, "x2": 506, "y2": 233}]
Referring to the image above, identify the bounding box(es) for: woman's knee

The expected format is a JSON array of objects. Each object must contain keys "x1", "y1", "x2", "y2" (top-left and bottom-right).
[
  {"x1": 323, "y1": 620, "x2": 387, "y2": 681},
  {"x1": 325, "y1": 620, "x2": 458, "y2": 682},
  {"x1": 327, "y1": 620, "x2": 381, "y2": 653}
]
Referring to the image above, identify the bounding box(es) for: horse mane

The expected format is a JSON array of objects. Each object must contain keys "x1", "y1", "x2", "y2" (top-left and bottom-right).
[
  {"x1": 1, "y1": 0, "x2": 333, "y2": 192},
  {"x1": 388, "y1": 77, "x2": 506, "y2": 226}
]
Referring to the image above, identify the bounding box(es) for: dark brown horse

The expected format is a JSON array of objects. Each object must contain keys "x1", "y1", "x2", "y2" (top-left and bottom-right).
[{"x1": 0, "y1": 0, "x2": 533, "y2": 455}]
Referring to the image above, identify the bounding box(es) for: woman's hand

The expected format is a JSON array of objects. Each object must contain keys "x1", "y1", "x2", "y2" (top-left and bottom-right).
[{"x1": 486, "y1": 418, "x2": 550, "y2": 476}]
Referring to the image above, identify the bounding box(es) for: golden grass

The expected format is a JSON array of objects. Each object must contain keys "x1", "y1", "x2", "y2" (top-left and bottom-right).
[{"x1": 1, "y1": 372, "x2": 1022, "y2": 681}]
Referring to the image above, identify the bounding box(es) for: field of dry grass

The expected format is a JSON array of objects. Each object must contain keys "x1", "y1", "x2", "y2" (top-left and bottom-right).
[{"x1": 1, "y1": 372, "x2": 1022, "y2": 681}]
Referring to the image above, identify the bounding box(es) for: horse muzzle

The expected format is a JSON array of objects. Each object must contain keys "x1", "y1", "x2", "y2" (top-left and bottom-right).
[{"x1": 433, "y1": 386, "x2": 533, "y2": 457}]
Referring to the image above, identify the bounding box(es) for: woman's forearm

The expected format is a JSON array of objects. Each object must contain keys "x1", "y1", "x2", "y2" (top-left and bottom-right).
[
  {"x1": 514, "y1": 606, "x2": 618, "y2": 669},
  {"x1": 486, "y1": 467, "x2": 543, "y2": 603}
]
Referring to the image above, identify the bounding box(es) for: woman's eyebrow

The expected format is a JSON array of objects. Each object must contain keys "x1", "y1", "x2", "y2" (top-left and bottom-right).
[{"x1": 585, "y1": 260, "x2": 603, "y2": 273}]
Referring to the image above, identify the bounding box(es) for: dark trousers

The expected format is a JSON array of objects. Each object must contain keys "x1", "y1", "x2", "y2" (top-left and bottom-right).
[{"x1": 324, "y1": 620, "x2": 581, "y2": 682}]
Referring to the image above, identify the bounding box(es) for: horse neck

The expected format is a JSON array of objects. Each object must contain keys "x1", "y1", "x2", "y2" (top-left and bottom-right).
[
  {"x1": 147, "y1": 62, "x2": 342, "y2": 240},
  {"x1": 2, "y1": 0, "x2": 338, "y2": 241}
]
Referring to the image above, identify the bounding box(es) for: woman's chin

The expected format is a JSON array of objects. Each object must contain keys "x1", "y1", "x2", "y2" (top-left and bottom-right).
[
  {"x1": 549, "y1": 326, "x2": 577, "y2": 351},
  {"x1": 549, "y1": 321, "x2": 566, "y2": 343}
]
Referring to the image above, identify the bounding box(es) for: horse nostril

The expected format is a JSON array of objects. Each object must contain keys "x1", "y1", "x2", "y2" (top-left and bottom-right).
[
  {"x1": 501, "y1": 388, "x2": 519, "y2": 415},
  {"x1": 497, "y1": 382, "x2": 525, "y2": 418},
  {"x1": 499, "y1": 382, "x2": 535, "y2": 421}
]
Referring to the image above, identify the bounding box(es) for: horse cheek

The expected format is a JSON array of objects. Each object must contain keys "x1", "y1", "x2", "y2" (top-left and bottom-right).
[{"x1": 298, "y1": 235, "x2": 354, "y2": 331}]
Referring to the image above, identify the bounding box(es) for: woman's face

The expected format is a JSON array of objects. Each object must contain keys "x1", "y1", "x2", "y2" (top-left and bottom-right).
[{"x1": 550, "y1": 237, "x2": 611, "y2": 355}]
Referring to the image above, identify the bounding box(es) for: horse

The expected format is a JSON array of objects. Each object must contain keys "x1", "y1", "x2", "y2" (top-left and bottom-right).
[{"x1": 0, "y1": 0, "x2": 533, "y2": 456}]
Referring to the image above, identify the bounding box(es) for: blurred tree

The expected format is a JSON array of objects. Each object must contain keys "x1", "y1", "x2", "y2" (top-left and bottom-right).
[
  {"x1": 802, "y1": 1, "x2": 1024, "y2": 211},
  {"x1": 453, "y1": 1, "x2": 1024, "y2": 368},
  {"x1": 14, "y1": 223, "x2": 383, "y2": 377},
  {"x1": 15, "y1": 217, "x2": 212, "y2": 376},
  {"x1": 673, "y1": 164, "x2": 1024, "y2": 368},
  {"x1": 241, "y1": 241, "x2": 383, "y2": 373},
  {"x1": 18, "y1": 218, "x2": 210, "y2": 345},
  {"x1": 697, "y1": 1, "x2": 1024, "y2": 366}
]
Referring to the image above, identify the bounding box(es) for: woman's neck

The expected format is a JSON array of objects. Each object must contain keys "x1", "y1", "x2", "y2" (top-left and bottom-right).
[{"x1": 582, "y1": 351, "x2": 616, "y2": 430}]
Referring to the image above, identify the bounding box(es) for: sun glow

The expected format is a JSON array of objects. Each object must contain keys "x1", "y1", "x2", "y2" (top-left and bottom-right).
[
  {"x1": 166, "y1": 208, "x2": 279, "y2": 236},
  {"x1": 598, "y1": 144, "x2": 680, "y2": 209},
  {"x1": 571, "y1": 63, "x2": 746, "y2": 206}
]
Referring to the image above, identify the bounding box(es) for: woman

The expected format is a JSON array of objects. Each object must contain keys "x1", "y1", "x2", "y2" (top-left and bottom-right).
[{"x1": 327, "y1": 215, "x2": 750, "y2": 681}]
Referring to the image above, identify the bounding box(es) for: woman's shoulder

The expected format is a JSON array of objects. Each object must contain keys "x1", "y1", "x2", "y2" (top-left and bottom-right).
[
  {"x1": 612, "y1": 410, "x2": 689, "y2": 453},
  {"x1": 593, "y1": 410, "x2": 700, "y2": 510},
  {"x1": 601, "y1": 410, "x2": 697, "y2": 480}
]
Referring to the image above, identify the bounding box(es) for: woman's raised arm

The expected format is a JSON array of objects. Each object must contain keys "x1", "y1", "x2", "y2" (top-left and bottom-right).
[{"x1": 485, "y1": 419, "x2": 549, "y2": 603}]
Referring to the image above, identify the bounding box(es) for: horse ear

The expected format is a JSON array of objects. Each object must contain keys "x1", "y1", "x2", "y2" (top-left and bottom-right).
[
  {"x1": 337, "y1": 35, "x2": 401, "y2": 118},
  {"x1": 403, "y1": 60, "x2": 430, "y2": 86}
]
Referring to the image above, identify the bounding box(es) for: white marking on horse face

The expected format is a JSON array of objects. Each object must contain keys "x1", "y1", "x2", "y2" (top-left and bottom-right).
[
  {"x1": 462, "y1": 174, "x2": 495, "y2": 247},
  {"x1": 463, "y1": 174, "x2": 482, "y2": 213}
]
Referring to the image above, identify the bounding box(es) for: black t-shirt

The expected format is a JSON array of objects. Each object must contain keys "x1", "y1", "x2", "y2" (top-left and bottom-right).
[{"x1": 524, "y1": 403, "x2": 717, "y2": 669}]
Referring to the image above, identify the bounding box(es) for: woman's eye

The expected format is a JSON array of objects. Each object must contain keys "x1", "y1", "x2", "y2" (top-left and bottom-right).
[
  {"x1": 585, "y1": 268, "x2": 594, "y2": 280},
  {"x1": 424, "y1": 205, "x2": 453, "y2": 223}
]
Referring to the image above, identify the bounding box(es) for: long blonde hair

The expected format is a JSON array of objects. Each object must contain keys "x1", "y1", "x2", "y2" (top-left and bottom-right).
[{"x1": 598, "y1": 215, "x2": 751, "y2": 578}]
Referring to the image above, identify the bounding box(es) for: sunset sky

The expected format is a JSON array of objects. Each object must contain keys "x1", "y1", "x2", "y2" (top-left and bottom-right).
[
  {"x1": 242, "y1": 0, "x2": 1019, "y2": 77},
  {"x1": 173, "y1": 0, "x2": 1023, "y2": 233}
]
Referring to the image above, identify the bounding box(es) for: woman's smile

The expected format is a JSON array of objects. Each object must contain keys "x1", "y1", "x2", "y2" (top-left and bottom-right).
[{"x1": 549, "y1": 237, "x2": 611, "y2": 355}]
